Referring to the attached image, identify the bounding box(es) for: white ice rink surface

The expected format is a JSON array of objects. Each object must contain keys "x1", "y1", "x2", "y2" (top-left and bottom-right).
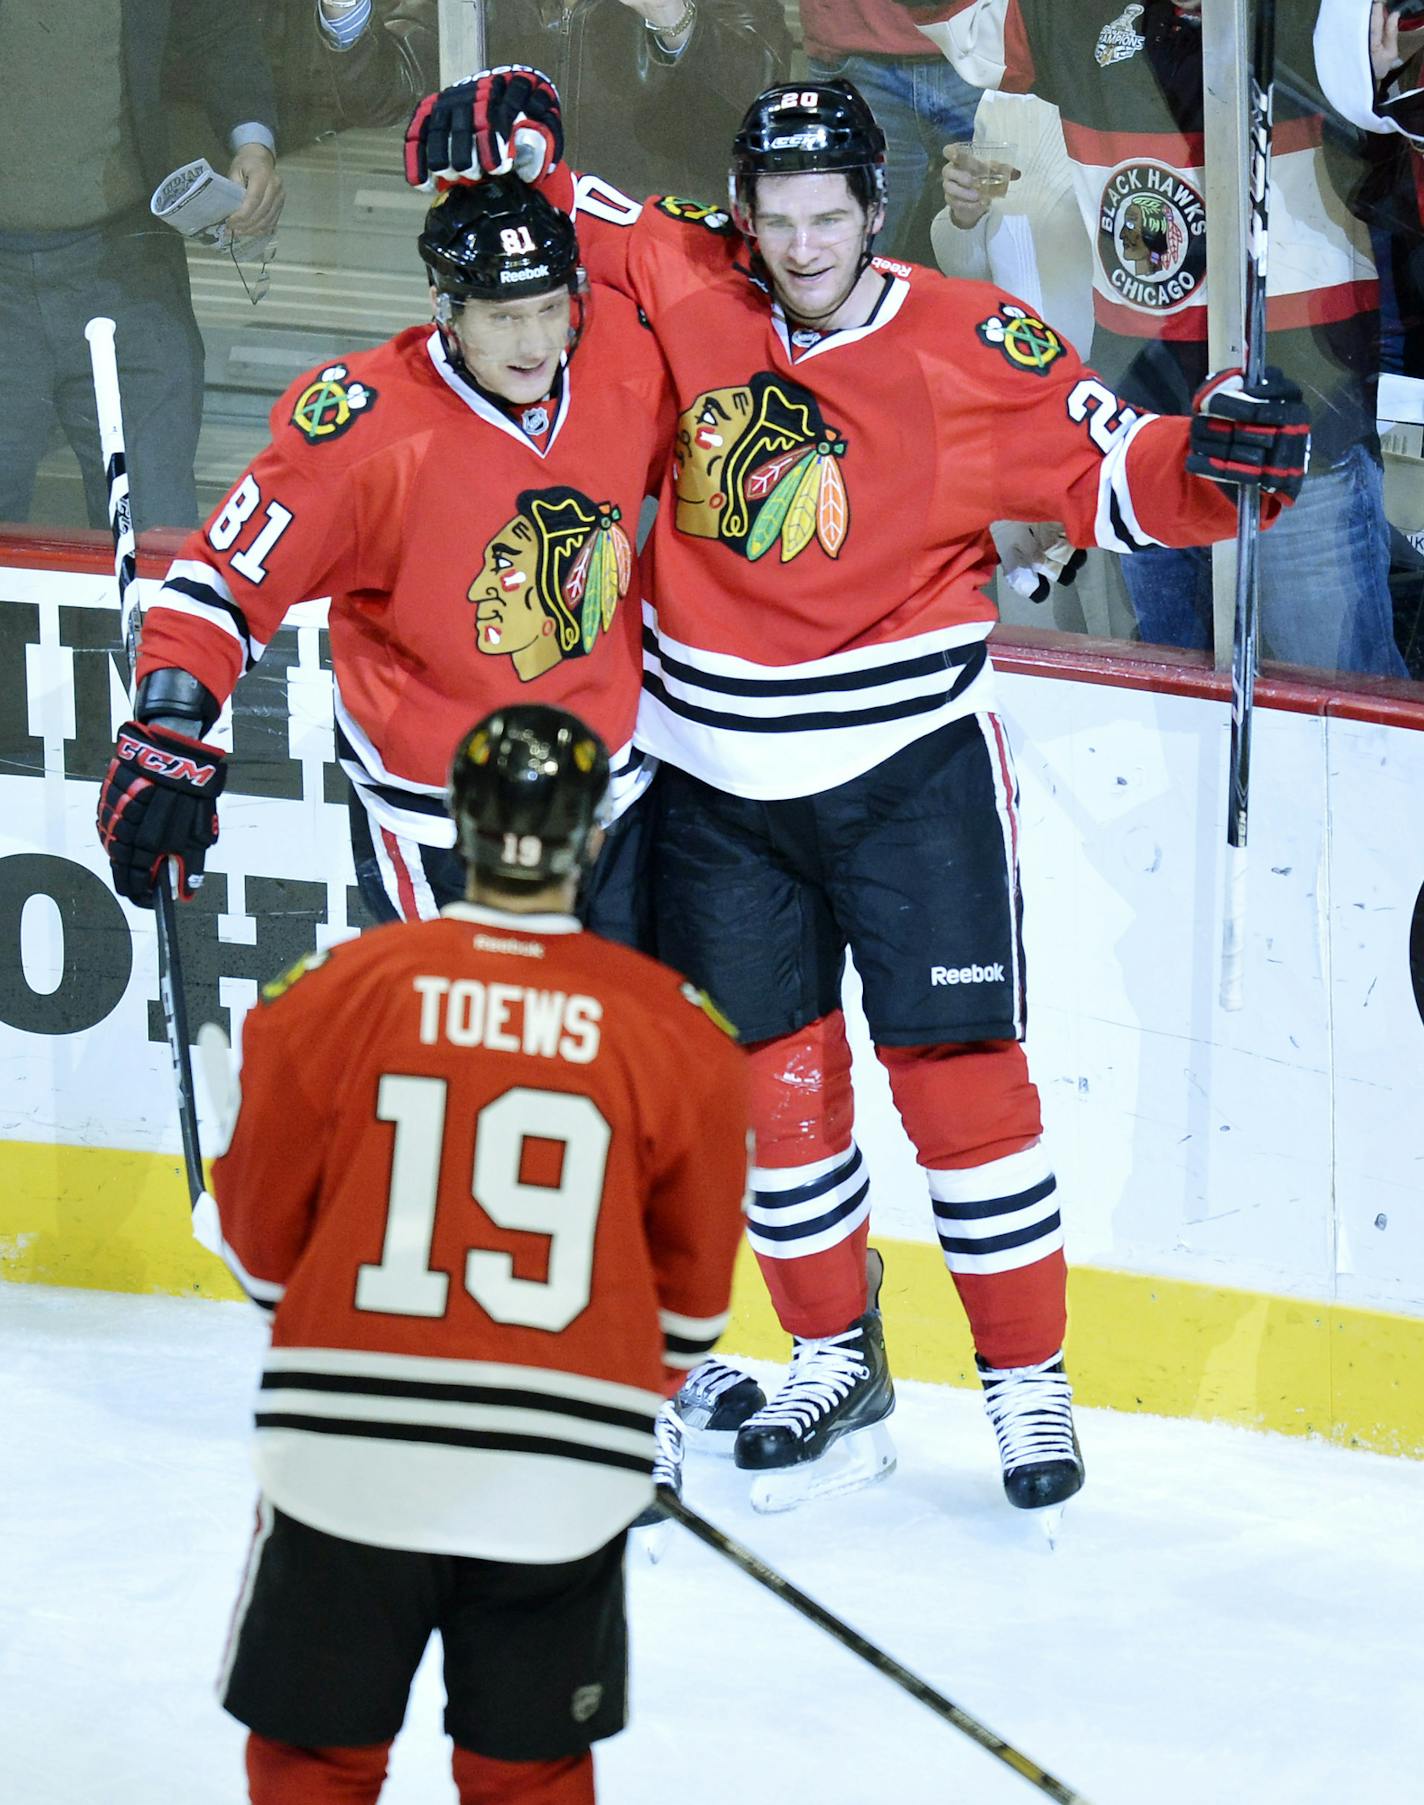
[{"x1": 3, "y1": 1286, "x2": 1421, "y2": 1805}]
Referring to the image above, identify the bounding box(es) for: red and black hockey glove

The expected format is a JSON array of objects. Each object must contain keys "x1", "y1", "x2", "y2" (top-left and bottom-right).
[
  {"x1": 1187, "y1": 366, "x2": 1311, "y2": 500},
  {"x1": 404, "y1": 66, "x2": 563, "y2": 192},
  {"x1": 96, "y1": 721, "x2": 226, "y2": 908}
]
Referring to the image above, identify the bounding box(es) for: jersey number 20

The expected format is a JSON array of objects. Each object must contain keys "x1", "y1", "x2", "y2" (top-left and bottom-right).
[{"x1": 355, "y1": 1075, "x2": 610, "y2": 1331}]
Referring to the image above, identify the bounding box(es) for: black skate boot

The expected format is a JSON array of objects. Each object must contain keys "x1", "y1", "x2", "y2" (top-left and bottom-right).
[
  {"x1": 673, "y1": 1359, "x2": 767, "y2": 1456},
  {"x1": 977, "y1": 1352, "x2": 1084, "y2": 1519},
  {"x1": 632, "y1": 1403, "x2": 684, "y2": 1559},
  {"x1": 733, "y1": 1249, "x2": 896, "y2": 1513}
]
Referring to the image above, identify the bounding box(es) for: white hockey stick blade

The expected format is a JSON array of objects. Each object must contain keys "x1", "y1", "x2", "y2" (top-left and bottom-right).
[
  {"x1": 196, "y1": 1022, "x2": 239, "y2": 1157},
  {"x1": 748, "y1": 1420, "x2": 896, "y2": 1515}
]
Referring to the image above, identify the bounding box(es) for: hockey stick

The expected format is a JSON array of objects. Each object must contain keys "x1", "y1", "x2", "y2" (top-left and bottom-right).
[
  {"x1": 1219, "y1": 0, "x2": 1277, "y2": 1011},
  {"x1": 662, "y1": 1494, "x2": 1093, "y2": 1803},
  {"x1": 85, "y1": 315, "x2": 212, "y2": 1213}
]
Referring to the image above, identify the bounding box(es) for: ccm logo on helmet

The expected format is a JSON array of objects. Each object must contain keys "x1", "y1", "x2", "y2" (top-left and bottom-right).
[
  {"x1": 931, "y1": 962, "x2": 1005, "y2": 986},
  {"x1": 116, "y1": 732, "x2": 217, "y2": 786}
]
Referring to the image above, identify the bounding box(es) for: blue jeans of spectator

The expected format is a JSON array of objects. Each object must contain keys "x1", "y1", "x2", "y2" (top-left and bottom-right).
[
  {"x1": 806, "y1": 53, "x2": 982, "y2": 259},
  {"x1": 1121, "y1": 443, "x2": 1408, "y2": 677}
]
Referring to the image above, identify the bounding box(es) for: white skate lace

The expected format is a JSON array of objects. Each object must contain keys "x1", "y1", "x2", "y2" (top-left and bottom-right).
[
  {"x1": 740, "y1": 1330, "x2": 868, "y2": 1438},
  {"x1": 650, "y1": 1404, "x2": 684, "y2": 1486},
  {"x1": 982, "y1": 1359, "x2": 1076, "y2": 1471},
  {"x1": 681, "y1": 1358, "x2": 752, "y2": 1407}
]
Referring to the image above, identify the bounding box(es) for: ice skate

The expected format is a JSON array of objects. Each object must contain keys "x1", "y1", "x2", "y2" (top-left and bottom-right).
[
  {"x1": 977, "y1": 1351, "x2": 1084, "y2": 1541},
  {"x1": 632, "y1": 1403, "x2": 684, "y2": 1563},
  {"x1": 734, "y1": 1249, "x2": 896, "y2": 1514},
  {"x1": 673, "y1": 1358, "x2": 767, "y2": 1456}
]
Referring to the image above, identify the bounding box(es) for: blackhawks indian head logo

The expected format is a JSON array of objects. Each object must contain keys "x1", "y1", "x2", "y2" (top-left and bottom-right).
[
  {"x1": 673, "y1": 372, "x2": 849, "y2": 562},
  {"x1": 1098, "y1": 162, "x2": 1207, "y2": 314},
  {"x1": 467, "y1": 486, "x2": 632, "y2": 682}
]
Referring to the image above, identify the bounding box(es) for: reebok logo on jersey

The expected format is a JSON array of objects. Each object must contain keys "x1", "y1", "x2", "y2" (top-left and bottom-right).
[
  {"x1": 931, "y1": 963, "x2": 1005, "y2": 986},
  {"x1": 473, "y1": 932, "x2": 545, "y2": 959}
]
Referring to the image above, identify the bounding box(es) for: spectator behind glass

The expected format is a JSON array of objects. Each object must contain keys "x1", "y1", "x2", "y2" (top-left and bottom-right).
[
  {"x1": 923, "y1": 0, "x2": 1408, "y2": 680},
  {"x1": 320, "y1": 0, "x2": 789, "y2": 204},
  {"x1": 800, "y1": 0, "x2": 981, "y2": 260},
  {"x1": 0, "y1": 0, "x2": 283, "y2": 535}
]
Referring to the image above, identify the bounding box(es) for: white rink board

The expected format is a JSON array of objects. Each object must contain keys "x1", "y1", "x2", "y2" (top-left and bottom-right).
[{"x1": 3, "y1": 568, "x2": 1423, "y2": 1315}]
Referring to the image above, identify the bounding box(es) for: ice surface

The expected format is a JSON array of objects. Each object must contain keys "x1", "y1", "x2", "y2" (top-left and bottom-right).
[{"x1": 3, "y1": 1285, "x2": 1421, "y2": 1804}]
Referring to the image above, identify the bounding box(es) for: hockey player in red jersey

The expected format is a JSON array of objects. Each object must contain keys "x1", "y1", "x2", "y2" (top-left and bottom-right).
[
  {"x1": 96, "y1": 155, "x2": 673, "y2": 941},
  {"x1": 408, "y1": 74, "x2": 1310, "y2": 1517},
  {"x1": 203, "y1": 705, "x2": 750, "y2": 1805}
]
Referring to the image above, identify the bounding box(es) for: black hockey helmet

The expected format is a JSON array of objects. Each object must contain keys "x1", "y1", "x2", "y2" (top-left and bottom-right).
[
  {"x1": 419, "y1": 175, "x2": 581, "y2": 303},
  {"x1": 448, "y1": 705, "x2": 611, "y2": 891},
  {"x1": 729, "y1": 81, "x2": 888, "y2": 223}
]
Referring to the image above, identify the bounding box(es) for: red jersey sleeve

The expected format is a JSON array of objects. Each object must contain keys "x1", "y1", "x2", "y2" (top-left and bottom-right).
[
  {"x1": 944, "y1": 288, "x2": 1282, "y2": 555},
  {"x1": 136, "y1": 364, "x2": 409, "y2": 703},
  {"x1": 209, "y1": 947, "x2": 347, "y2": 1304},
  {"x1": 638, "y1": 981, "x2": 750, "y2": 1385}
]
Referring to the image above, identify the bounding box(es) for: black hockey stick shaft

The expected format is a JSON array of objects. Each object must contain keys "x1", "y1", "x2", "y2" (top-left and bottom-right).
[
  {"x1": 663, "y1": 1494, "x2": 1093, "y2": 1804},
  {"x1": 1220, "y1": 0, "x2": 1277, "y2": 1010},
  {"x1": 85, "y1": 316, "x2": 208, "y2": 1210}
]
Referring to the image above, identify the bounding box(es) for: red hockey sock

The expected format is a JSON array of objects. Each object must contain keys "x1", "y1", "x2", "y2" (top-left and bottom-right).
[
  {"x1": 451, "y1": 1747, "x2": 595, "y2": 1804},
  {"x1": 745, "y1": 1012, "x2": 868, "y2": 1339},
  {"x1": 246, "y1": 1734, "x2": 391, "y2": 1804},
  {"x1": 877, "y1": 1041, "x2": 1066, "y2": 1368}
]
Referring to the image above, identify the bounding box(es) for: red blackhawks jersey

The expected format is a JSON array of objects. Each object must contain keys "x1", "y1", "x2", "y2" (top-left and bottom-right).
[
  {"x1": 540, "y1": 169, "x2": 1273, "y2": 800},
  {"x1": 138, "y1": 304, "x2": 673, "y2": 843},
  {"x1": 202, "y1": 902, "x2": 750, "y2": 1563}
]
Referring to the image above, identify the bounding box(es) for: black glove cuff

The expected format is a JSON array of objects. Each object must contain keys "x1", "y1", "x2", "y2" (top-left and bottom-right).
[{"x1": 136, "y1": 668, "x2": 220, "y2": 736}]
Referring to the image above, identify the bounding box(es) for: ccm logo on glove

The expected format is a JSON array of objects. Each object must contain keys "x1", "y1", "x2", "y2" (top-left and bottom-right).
[{"x1": 114, "y1": 730, "x2": 220, "y2": 787}]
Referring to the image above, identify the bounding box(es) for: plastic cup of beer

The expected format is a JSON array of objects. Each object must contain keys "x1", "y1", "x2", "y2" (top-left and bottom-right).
[{"x1": 961, "y1": 141, "x2": 1018, "y2": 201}]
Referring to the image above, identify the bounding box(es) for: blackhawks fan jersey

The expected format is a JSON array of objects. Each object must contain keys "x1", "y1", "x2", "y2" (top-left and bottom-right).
[
  {"x1": 539, "y1": 168, "x2": 1274, "y2": 799},
  {"x1": 912, "y1": 0, "x2": 1380, "y2": 465},
  {"x1": 204, "y1": 903, "x2": 750, "y2": 1563},
  {"x1": 137, "y1": 301, "x2": 674, "y2": 843}
]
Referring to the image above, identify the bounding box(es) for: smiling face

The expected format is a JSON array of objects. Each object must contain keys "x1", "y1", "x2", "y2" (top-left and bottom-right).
[
  {"x1": 439, "y1": 286, "x2": 571, "y2": 403},
  {"x1": 749, "y1": 171, "x2": 885, "y2": 331}
]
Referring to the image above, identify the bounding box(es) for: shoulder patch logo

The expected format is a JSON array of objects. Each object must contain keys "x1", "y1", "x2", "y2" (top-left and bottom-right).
[
  {"x1": 261, "y1": 946, "x2": 331, "y2": 1004},
  {"x1": 291, "y1": 365, "x2": 377, "y2": 444},
  {"x1": 976, "y1": 303, "x2": 1065, "y2": 376},
  {"x1": 655, "y1": 195, "x2": 735, "y2": 233},
  {"x1": 1096, "y1": 4, "x2": 1145, "y2": 67},
  {"x1": 680, "y1": 980, "x2": 739, "y2": 1040}
]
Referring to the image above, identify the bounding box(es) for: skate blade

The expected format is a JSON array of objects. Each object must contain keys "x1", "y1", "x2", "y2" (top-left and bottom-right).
[
  {"x1": 680, "y1": 1423, "x2": 741, "y2": 1459},
  {"x1": 632, "y1": 1518, "x2": 674, "y2": 1564},
  {"x1": 748, "y1": 1421, "x2": 897, "y2": 1515}
]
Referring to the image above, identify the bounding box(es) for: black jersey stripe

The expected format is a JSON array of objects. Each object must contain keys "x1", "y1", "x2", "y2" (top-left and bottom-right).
[
  {"x1": 643, "y1": 644, "x2": 986, "y2": 735},
  {"x1": 1107, "y1": 486, "x2": 1155, "y2": 555},
  {"x1": 663, "y1": 1330, "x2": 721, "y2": 1361},
  {"x1": 748, "y1": 1176, "x2": 870, "y2": 1244},
  {"x1": 644, "y1": 629, "x2": 982, "y2": 698},
  {"x1": 259, "y1": 1370, "x2": 654, "y2": 1433},
  {"x1": 752, "y1": 1149, "x2": 864, "y2": 1211},
  {"x1": 254, "y1": 1411, "x2": 653, "y2": 1473},
  {"x1": 929, "y1": 1176, "x2": 1058, "y2": 1223},
  {"x1": 936, "y1": 1210, "x2": 1063, "y2": 1258},
  {"x1": 334, "y1": 723, "x2": 450, "y2": 816},
  {"x1": 162, "y1": 576, "x2": 258, "y2": 669}
]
